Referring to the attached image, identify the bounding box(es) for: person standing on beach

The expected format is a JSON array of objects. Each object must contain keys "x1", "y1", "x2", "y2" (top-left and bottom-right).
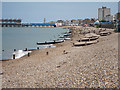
[{"x1": 46, "y1": 52, "x2": 49, "y2": 55}]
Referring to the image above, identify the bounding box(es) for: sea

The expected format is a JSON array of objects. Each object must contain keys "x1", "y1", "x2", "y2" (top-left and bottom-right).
[{"x1": 1, "y1": 27, "x2": 69, "y2": 60}]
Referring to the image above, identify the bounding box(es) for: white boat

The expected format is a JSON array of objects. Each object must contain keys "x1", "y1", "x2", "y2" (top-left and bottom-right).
[
  {"x1": 74, "y1": 40, "x2": 98, "y2": 46},
  {"x1": 37, "y1": 39, "x2": 64, "y2": 45},
  {"x1": 85, "y1": 33, "x2": 100, "y2": 38},
  {"x1": 74, "y1": 42, "x2": 86, "y2": 46},
  {"x1": 64, "y1": 38, "x2": 71, "y2": 40},
  {"x1": 100, "y1": 31, "x2": 111, "y2": 36}
]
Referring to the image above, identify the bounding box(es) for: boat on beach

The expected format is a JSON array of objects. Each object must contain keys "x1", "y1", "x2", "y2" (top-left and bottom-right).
[
  {"x1": 85, "y1": 33, "x2": 100, "y2": 38},
  {"x1": 100, "y1": 31, "x2": 111, "y2": 36},
  {"x1": 37, "y1": 39, "x2": 64, "y2": 45},
  {"x1": 74, "y1": 42, "x2": 86, "y2": 46},
  {"x1": 74, "y1": 40, "x2": 98, "y2": 46},
  {"x1": 64, "y1": 37, "x2": 71, "y2": 40},
  {"x1": 37, "y1": 41, "x2": 55, "y2": 45},
  {"x1": 59, "y1": 36, "x2": 64, "y2": 38},
  {"x1": 78, "y1": 36, "x2": 98, "y2": 42},
  {"x1": 55, "y1": 39, "x2": 65, "y2": 43}
]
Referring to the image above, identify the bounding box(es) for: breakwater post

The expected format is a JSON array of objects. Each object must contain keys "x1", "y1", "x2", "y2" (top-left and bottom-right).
[
  {"x1": 25, "y1": 48, "x2": 27, "y2": 51},
  {"x1": 28, "y1": 53, "x2": 30, "y2": 57},
  {"x1": 37, "y1": 47, "x2": 39, "y2": 49},
  {"x1": 13, "y1": 54, "x2": 15, "y2": 59}
]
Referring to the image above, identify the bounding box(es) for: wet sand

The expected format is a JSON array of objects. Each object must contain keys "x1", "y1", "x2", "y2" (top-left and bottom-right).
[{"x1": 1, "y1": 26, "x2": 119, "y2": 88}]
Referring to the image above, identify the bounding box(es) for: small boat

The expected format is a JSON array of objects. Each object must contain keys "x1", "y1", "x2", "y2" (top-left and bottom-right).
[
  {"x1": 63, "y1": 33, "x2": 70, "y2": 36},
  {"x1": 80, "y1": 38, "x2": 90, "y2": 41},
  {"x1": 74, "y1": 42, "x2": 86, "y2": 46},
  {"x1": 89, "y1": 37, "x2": 99, "y2": 40},
  {"x1": 100, "y1": 31, "x2": 111, "y2": 36},
  {"x1": 64, "y1": 38, "x2": 71, "y2": 40},
  {"x1": 74, "y1": 40, "x2": 98, "y2": 46},
  {"x1": 78, "y1": 36, "x2": 99, "y2": 42},
  {"x1": 86, "y1": 40, "x2": 98, "y2": 45},
  {"x1": 55, "y1": 39, "x2": 64, "y2": 43},
  {"x1": 37, "y1": 39, "x2": 64, "y2": 45},
  {"x1": 37, "y1": 41, "x2": 55, "y2": 45},
  {"x1": 59, "y1": 36, "x2": 64, "y2": 38},
  {"x1": 85, "y1": 33, "x2": 100, "y2": 38}
]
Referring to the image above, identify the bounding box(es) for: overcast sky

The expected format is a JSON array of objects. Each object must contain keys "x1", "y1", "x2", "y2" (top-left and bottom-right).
[{"x1": 2, "y1": 2, "x2": 118, "y2": 23}]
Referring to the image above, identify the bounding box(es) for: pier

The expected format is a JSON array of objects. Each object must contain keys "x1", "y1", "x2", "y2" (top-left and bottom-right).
[
  {"x1": 0, "y1": 19, "x2": 22, "y2": 27},
  {"x1": 22, "y1": 23, "x2": 56, "y2": 27},
  {"x1": 0, "y1": 19, "x2": 56, "y2": 27}
]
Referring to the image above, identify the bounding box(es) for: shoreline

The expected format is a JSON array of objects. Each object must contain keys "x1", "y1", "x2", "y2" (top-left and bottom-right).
[
  {"x1": 1, "y1": 27, "x2": 70, "y2": 61},
  {"x1": 1, "y1": 26, "x2": 74, "y2": 61},
  {"x1": 2, "y1": 26, "x2": 119, "y2": 88}
]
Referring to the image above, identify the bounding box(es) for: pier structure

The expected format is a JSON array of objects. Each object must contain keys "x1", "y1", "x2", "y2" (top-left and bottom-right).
[
  {"x1": 0, "y1": 19, "x2": 22, "y2": 27},
  {"x1": 0, "y1": 19, "x2": 56, "y2": 27},
  {"x1": 22, "y1": 23, "x2": 56, "y2": 27}
]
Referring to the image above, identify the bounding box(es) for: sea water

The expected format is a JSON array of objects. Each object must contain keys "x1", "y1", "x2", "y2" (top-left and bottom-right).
[{"x1": 1, "y1": 27, "x2": 69, "y2": 60}]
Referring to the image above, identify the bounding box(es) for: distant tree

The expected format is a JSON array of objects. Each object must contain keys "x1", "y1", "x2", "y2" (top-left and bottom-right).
[
  {"x1": 49, "y1": 21, "x2": 55, "y2": 23},
  {"x1": 91, "y1": 18, "x2": 96, "y2": 22},
  {"x1": 71, "y1": 19, "x2": 76, "y2": 23},
  {"x1": 100, "y1": 20, "x2": 107, "y2": 22},
  {"x1": 84, "y1": 18, "x2": 90, "y2": 21},
  {"x1": 57, "y1": 20, "x2": 64, "y2": 23}
]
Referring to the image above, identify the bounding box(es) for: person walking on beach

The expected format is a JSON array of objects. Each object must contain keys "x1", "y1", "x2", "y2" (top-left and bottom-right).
[{"x1": 46, "y1": 51, "x2": 49, "y2": 55}]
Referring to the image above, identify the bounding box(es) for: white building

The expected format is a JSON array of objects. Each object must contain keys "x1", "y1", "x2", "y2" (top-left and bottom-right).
[
  {"x1": 55, "y1": 23, "x2": 63, "y2": 26},
  {"x1": 105, "y1": 15, "x2": 115, "y2": 22},
  {"x1": 98, "y1": 7, "x2": 110, "y2": 21}
]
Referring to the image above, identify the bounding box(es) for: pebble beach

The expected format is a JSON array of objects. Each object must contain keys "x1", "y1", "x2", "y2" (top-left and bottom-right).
[{"x1": 1, "y1": 26, "x2": 119, "y2": 88}]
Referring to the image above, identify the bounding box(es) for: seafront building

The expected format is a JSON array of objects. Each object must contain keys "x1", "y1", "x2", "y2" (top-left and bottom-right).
[
  {"x1": 105, "y1": 15, "x2": 115, "y2": 22},
  {"x1": 54, "y1": 19, "x2": 96, "y2": 27},
  {"x1": 98, "y1": 7, "x2": 111, "y2": 21},
  {"x1": 117, "y1": 1, "x2": 120, "y2": 20},
  {"x1": 118, "y1": 1, "x2": 120, "y2": 13},
  {"x1": 116, "y1": 1, "x2": 120, "y2": 31},
  {"x1": 55, "y1": 20, "x2": 64, "y2": 26}
]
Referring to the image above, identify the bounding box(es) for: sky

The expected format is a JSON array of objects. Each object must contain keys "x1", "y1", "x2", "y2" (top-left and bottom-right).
[
  {"x1": 2, "y1": 0, "x2": 120, "y2": 2},
  {"x1": 2, "y1": 2, "x2": 118, "y2": 23}
]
